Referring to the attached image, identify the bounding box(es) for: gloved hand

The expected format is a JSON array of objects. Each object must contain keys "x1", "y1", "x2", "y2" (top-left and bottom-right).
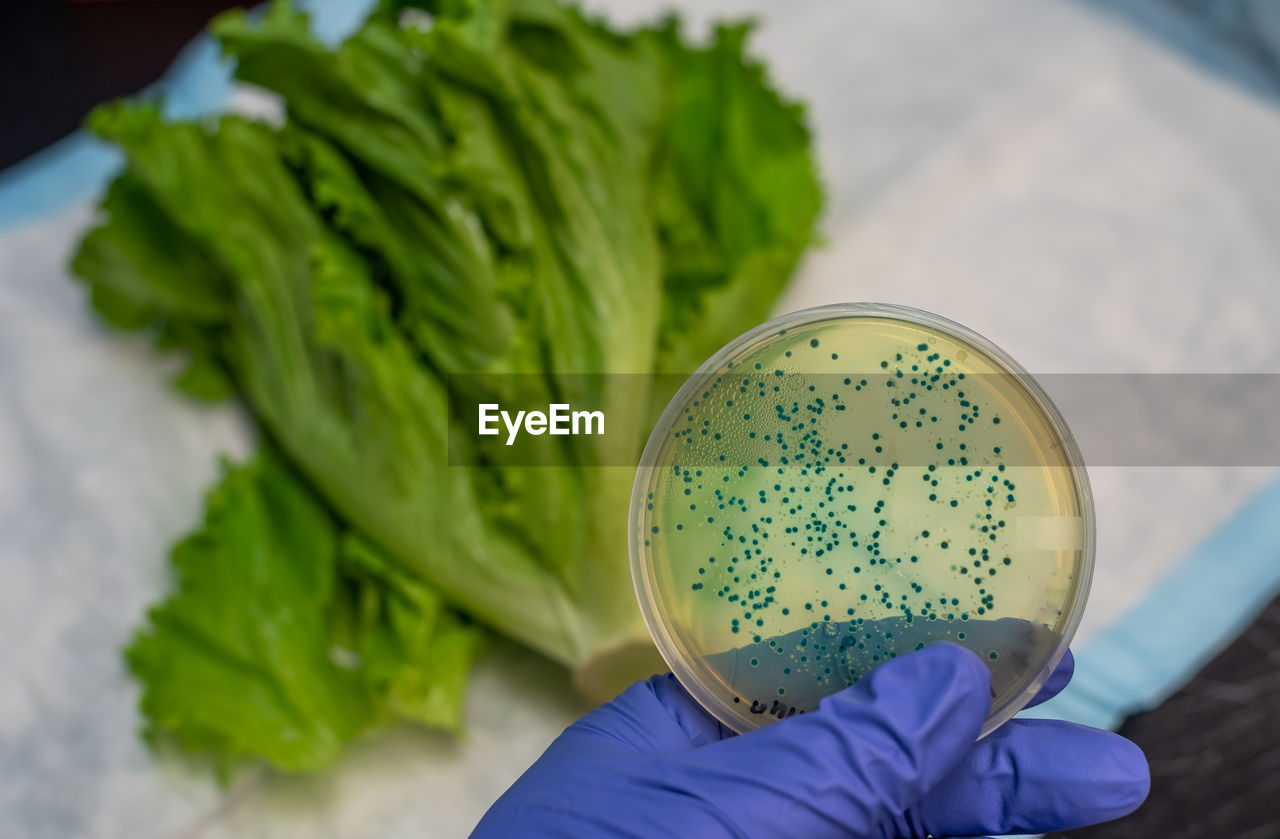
[{"x1": 473, "y1": 643, "x2": 1149, "y2": 838}]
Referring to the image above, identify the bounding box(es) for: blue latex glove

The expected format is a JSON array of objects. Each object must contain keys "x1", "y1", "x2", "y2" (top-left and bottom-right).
[{"x1": 473, "y1": 644, "x2": 1149, "y2": 838}]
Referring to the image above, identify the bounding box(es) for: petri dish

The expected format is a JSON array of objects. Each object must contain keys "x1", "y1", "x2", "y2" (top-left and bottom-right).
[{"x1": 630, "y1": 303, "x2": 1093, "y2": 735}]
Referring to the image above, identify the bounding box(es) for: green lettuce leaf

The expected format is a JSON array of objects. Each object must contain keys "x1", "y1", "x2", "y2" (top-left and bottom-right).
[
  {"x1": 335, "y1": 535, "x2": 485, "y2": 730},
  {"x1": 650, "y1": 19, "x2": 824, "y2": 378},
  {"x1": 128, "y1": 449, "x2": 482, "y2": 773},
  {"x1": 82, "y1": 101, "x2": 578, "y2": 661}
]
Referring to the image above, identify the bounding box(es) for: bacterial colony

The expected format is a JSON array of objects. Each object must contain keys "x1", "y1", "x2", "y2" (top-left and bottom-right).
[{"x1": 636, "y1": 314, "x2": 1088, "y2": 731}]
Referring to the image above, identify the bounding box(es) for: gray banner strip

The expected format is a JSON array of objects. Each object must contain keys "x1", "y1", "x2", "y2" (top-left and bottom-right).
[{"x1": 446, "y1": 374, "x2": 1280, "y2": 467}]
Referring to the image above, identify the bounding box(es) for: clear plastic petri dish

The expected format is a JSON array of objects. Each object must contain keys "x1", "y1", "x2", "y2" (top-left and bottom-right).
[{"x1": 630, "y1": 303, "x2": 1094, "y2": 735}]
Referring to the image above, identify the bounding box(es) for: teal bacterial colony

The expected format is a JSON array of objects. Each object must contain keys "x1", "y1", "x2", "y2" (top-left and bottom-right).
[{"x1": 634, "y1": 312, "x2": 1089, "y2": 732}]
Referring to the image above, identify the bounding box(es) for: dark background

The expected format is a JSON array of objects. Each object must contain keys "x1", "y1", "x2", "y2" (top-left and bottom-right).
[
  {"x1": 1048, "y1": 594, "x2": 1280, "y2": 838},
  {"x1": 0, "y1": 1, "x2": 243, "y2": 170}
]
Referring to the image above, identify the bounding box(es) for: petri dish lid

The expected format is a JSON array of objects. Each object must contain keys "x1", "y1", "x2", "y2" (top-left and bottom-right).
[{"x1": 630, "y1": 303, "x2": 1094, "y2": 735}]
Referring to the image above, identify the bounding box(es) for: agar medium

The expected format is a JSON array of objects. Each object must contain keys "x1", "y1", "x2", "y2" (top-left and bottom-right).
[{"x1": 629, "y1": 304, "x2": 1093, "y2": 735}]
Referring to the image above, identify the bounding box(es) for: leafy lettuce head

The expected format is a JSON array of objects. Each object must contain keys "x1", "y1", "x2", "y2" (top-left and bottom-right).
[{"x1": 73, "y1": 0, "x2": 821, "y2": 771}]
